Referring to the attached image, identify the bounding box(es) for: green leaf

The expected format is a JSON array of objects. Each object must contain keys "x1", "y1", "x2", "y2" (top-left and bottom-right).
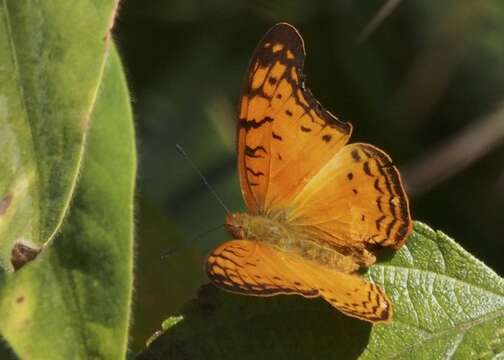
[
  {"x1": 0, "y1": 44, "x2": 135, "y2": 359},
  {"x1": 0, "y1": 0, "x2": 119, "y2": 270},
  {"x1": 137, "y1": 222, "x2": 504, "y2": 359}
]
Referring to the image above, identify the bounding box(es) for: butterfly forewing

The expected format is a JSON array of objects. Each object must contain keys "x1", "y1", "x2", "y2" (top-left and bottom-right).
[{"x1": 238, "y1": 23, "x2": 352, "y2": 214}]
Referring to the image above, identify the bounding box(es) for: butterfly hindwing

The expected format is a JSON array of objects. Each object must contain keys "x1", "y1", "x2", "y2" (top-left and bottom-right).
[
  {"x1": 206, "y1": 239, "x2": 318, "y2": 297},
  {"x1": 206, "y1": 239, "x2": 392, "y2": 323},
  {"x1": 238, "y1": 23, "x2": 352, "y2": 214}
]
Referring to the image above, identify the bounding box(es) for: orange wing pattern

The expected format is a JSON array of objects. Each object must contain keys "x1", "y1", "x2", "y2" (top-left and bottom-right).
[
  {"x1": 237, "y1": 23, "x2": 352, "y2": 214},
  {"x1": 290, "y1": 143, "x2": 411, "y2": 255},
  {"x1": 207, "y1": 239, "x2": 392, "y2": 323},
  {"x1": 206, "y1": 23, "x2": 413, "y2": 324}
]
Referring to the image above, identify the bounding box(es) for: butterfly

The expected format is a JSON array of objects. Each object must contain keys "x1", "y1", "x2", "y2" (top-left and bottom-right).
[{"x1": 206, "y1": 23, "x2": 412, "y2": 323}]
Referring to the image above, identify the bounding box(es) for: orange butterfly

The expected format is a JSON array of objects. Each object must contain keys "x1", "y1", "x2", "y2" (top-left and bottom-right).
[{"x1": 206, "y1": 23, "x2": 412, "y2": 323}]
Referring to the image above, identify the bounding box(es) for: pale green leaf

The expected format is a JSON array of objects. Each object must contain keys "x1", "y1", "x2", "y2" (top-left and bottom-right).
[
  {"x1": 0, "y1": 0, "x2": 119, "y2": 270},
  {"x1": 0, "y1": 44, "x2": 135, "y2": 360}
]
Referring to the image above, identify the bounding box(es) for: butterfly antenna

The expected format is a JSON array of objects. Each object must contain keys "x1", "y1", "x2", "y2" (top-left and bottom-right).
[
  {"x1": 161, "y1": 223, "x2": 225, "y2": 259},
  {"x1": 175, "y1": 144, "x2": 231, "y2": 214}
]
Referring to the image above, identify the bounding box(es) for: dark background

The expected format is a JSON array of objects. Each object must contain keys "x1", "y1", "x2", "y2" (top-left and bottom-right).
[{"x1": 114, "y1": 0, "x2": 504, "y2": 351}]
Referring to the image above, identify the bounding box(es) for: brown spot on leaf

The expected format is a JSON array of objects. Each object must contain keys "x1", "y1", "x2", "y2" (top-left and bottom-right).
[
  {"x1": 16, "y1": 296, "x2": 24, "y2": 304},
  {"x1": 11, "y1": 241, "x2": 42, "y2": 271},
  {"x1": 0, "y1": 194, "x2": 12, "y2": 215}
]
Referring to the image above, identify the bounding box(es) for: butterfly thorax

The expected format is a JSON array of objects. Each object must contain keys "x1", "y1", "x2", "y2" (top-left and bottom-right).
[
  {"x1": 225, "y1": 212, "x2": 288, "y2": 241},
  {"x1": 225, "y1": 212, "x2": 361, "y2": 273}
]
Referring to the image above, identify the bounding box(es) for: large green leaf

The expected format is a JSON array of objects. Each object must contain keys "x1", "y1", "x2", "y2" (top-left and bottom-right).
[
  {"x1": 138, "y1": 222, "x2": 504, "y2": 359},
  {"x1": 0, "y1": 0, "x2": 119, "y2": 270},
  {"x1": 0, "y1": 45, "x2": 135, "y2": 359}
]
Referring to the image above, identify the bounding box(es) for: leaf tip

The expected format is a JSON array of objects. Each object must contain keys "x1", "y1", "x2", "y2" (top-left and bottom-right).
[{"x1": 412, "y1": 221, "x2": 436, "y2": 239}]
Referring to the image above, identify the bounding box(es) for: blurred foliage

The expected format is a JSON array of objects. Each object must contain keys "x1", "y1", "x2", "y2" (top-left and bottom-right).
[{"x1": 114, "y1": 0, "x2": 504, "y2": 351}]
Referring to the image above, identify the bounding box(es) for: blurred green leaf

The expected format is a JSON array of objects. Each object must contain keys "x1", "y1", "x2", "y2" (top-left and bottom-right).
[
  {"x1": 138, "y1": 222, "x2": 504, "y2": 359},
  {"x1": 0, "y1": 44, "x2": 135, "y2": 359},
  {"x1": 0, "y1": 0, "x2": 119, "y2": 270}
]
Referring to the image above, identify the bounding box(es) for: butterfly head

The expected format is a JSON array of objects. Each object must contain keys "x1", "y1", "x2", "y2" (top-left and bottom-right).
[{"x1": 225, "y1": 213, "x2": 247, "y2": 239}]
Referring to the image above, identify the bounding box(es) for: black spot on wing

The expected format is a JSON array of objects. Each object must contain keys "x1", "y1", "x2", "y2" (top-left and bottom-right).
[
  {"x1": 375, "y1": 215, "x2": 386, "y2": 231},
  {"x1": 245, "y1": 145, "x2": 267, "y2": 158},
  {"x1": 351, "y1": 149, "x2": 361, "y2": 162},
  {"x1": 376, "y1": 196, "x2": 383, "y2": 212},
  {"x1": 363, "y1": 162, "x2": 372, "y2": 176},
  {"x1": 246, "y1": 167, "x2": 265, "y2": 177},
  {"x1": 386, "y1": 219, "x2": 397, "y2": 239},
  {"x1": 374, "y1": 178, "x2": 383, "y2": 194},
  {"x1": 239, "y1": 116, "x2": 274, "y2": 131}
]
